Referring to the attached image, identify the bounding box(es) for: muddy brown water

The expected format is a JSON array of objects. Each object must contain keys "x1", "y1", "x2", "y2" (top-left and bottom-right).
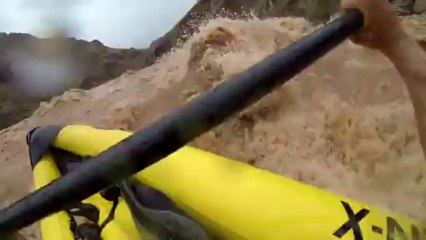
[{"x1": 1, "y1": 16, "x2": 426, "y2": 239}]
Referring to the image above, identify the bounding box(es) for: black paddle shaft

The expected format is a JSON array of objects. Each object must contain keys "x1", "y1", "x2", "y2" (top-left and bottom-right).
[{"x1": 0, "y1": 10, "x2": 363, "y2": 234}]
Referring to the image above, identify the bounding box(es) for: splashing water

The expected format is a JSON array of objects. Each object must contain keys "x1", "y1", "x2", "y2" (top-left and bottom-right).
[
  {"x1": 138, "y1": 16, "x2": 426, "y2": 220},
  {"x1": 3, "y1": 16, "x2": 426, "y2": 239},
  {"x1": 7, "y1": 36, "x2": 84, "y2": 98}
]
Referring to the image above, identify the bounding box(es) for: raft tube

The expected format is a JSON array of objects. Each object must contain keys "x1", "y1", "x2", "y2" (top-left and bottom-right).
[{"x1": 32, "y1": 125, "x2": 425, "y2": 240}]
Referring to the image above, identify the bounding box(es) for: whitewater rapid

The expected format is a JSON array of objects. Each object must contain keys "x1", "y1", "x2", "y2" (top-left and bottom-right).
[
  {"x1": 164, "y1": 16, "x2": 426, "y2": 220},
  {"x1": 2, "y1": 16, "x2": 426, "y2": 238}
]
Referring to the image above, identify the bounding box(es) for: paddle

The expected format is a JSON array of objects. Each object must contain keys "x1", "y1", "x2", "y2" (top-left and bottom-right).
[{"x1": 0, "y1": 9, "x2": 364, "y2": 234}]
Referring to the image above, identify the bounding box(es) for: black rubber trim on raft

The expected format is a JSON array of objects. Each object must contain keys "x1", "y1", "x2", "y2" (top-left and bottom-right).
[
  {"x1": 26, "y1": 125, "x2": 64, "y2": 169},
  {"x1": 119, "y1": 180, "x2": 210, "y2": 240},
  {"x1": 0, "y1": 10, "x2": 364, "y2": 234}
]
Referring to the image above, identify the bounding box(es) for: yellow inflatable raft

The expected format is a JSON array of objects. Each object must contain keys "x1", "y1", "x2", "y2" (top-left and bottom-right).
[{"x1": 28, "y1": 125, "x2": 426, "y2": 240}]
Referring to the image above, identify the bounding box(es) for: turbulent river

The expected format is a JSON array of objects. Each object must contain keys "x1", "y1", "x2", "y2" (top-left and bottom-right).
[{"x1": 1, "y1": 16, "x2": 426, "y2": 238}]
